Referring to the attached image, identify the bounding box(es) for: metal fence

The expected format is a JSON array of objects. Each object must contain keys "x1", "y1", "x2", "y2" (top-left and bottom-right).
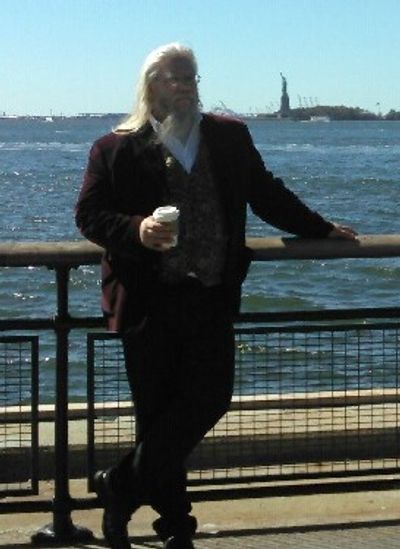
[
  {"x1": 87, "y1": 313, "x2": 400, "y2": 491},
  {"x1": 1, "y1": 237, "x2": 400, "y2": 543},
  {"x1": 0, "y1": 336, "x2": 39, "y2": 496}
]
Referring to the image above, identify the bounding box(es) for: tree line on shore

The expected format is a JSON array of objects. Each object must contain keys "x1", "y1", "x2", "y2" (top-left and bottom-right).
[{"x1": 288, "y1": 105, "x2": 400, "y2": 121}]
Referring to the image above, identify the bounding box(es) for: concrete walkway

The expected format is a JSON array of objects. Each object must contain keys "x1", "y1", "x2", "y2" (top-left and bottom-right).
[{"x1": 2, "y1": 481, "x2": 400, "y2": 548}]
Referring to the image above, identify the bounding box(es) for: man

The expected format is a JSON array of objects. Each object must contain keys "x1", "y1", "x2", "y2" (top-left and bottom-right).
[{"x1": 76, "y1": 43, "x2": 356, "y2": 549}]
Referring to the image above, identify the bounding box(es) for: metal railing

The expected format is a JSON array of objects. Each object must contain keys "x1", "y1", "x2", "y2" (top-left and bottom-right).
[
  {"x1": 1, "y1": 235, "x2": 400, "y2": 545},
  {"x1": 87, "y1": 320, "x2": 400, "y2": 487}
]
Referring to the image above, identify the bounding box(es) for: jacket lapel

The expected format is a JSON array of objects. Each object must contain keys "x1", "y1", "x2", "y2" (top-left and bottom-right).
[
  {"x1": 124, "y1": 122, "x2": 167, "y2": 205},
  {"x1": 201, "y1": 115, "x2": 236, "y2": 230},
  {"x1": 128, "y1": 122, "x2": 165, "y2": 174}
]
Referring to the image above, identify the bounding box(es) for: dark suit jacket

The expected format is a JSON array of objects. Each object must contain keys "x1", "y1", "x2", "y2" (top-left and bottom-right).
[{"x1": 75, "y1": 114, "x2": 333, "y2": 332}]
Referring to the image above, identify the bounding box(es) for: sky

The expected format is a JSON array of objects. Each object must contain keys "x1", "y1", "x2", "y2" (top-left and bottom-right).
[{"x1": 1, "y1": 0, "x2": 399, "y2": 116}]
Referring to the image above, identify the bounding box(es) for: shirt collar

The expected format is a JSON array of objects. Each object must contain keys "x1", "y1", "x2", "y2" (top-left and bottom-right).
[{"x1": 149, "y1": 113, "x2": 202, "y2": 173}]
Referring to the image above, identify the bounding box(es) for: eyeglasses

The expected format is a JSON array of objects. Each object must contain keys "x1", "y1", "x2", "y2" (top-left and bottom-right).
[{"x1": 157, "y1": 74, "x2": 201, "y2": 87}]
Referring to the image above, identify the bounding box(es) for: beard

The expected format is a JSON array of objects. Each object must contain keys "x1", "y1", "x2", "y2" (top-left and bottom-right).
[{"x1": 158, "y1": 97, "x2": 201, "y2": 144}]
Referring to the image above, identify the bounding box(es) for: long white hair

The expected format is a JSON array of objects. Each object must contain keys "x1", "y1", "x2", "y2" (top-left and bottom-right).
[{"x1": 114, "y1": 43, "x2": 198, "y2": 133}]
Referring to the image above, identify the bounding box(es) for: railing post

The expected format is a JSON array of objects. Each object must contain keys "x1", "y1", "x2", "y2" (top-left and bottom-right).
[{"x1": 32, "y1": 266, "x2": 93, "y2": 545}]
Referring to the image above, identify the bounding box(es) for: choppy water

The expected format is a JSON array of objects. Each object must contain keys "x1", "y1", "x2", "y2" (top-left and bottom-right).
[{"x1": 0, "y1": 118, "x2": 399, "y2": 401}]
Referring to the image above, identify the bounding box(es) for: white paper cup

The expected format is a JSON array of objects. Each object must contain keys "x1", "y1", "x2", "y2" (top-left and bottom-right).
[{"x1": 153, "y1": 206, "x2": 180, "y2": 248}]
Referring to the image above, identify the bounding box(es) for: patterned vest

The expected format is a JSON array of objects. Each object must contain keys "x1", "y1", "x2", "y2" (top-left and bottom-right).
[{"x1": 159, "y1": 140, "x2": 228, "y2": 286}]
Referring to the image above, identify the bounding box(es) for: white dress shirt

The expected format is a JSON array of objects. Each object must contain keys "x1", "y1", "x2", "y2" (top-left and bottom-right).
[{"x1": 150, "y1": 113, "x2": 202, "y2": 173}]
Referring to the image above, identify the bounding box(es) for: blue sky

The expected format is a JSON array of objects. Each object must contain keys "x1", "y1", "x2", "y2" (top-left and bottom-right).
[{"x1": 2, "y1": 0, "x2": 399, "y2": 116}]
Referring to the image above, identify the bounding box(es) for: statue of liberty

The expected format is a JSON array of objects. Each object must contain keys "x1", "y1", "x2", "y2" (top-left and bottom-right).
[{"x1": 279, "y1": 73, "x2": 290, "y2": 117}]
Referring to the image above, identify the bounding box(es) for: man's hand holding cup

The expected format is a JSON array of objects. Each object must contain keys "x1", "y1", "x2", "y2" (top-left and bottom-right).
[{"x1": 139, "y1": 206, "x2": 179, "y2": 251}]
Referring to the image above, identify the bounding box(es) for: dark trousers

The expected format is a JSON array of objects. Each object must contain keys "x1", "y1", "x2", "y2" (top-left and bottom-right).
[{"x1": 112, "y1": 278, "x2": 235, "y2": 524}]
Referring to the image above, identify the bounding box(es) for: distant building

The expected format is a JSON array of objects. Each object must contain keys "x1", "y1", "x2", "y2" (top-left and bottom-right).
[{"x1": 279, "y1": 73, "x2": 290, "y2": 118}]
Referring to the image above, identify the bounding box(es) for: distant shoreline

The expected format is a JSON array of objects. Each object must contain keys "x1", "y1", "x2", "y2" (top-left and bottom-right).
[
  {"x1": 1, "y1": 107, "x2": 400, "y2": 122},
  {"x1": 0, "y1": 113, "x2": 126, "y2": 122}
]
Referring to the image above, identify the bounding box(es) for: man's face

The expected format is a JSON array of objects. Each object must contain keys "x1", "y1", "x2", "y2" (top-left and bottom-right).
[{"x1": 149, "y1": 57, "x2": 199, "y2": 121}]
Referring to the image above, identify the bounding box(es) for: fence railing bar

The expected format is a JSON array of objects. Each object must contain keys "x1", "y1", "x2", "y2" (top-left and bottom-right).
[
  {"x1": 31, "y1": 337, "x2": 39, "y2": 495},
  {"x1": 1, "y1": 235, "x2": 400, "y2": 266}
]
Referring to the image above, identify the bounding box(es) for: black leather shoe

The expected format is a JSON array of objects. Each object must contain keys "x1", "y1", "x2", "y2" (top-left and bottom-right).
[
  {"x1": 94, "y1": 469, "x2": 132, "y2": 549},
  {"x1": 163, "y1": 535, "x2": 195, "y2": 549},
  {"x1": 153, "y1": 515, "x2": 197, "y2": 543}
]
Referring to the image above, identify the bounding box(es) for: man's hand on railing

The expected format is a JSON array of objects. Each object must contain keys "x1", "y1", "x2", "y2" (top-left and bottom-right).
[{"x1": 327, "y1": 223, "x2": 358, "y2": 240}]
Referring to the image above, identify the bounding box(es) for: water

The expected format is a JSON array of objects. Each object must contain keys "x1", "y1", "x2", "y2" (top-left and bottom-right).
[{"x1": 1, "y1": 118, "x2": 399, "y2": 401}]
